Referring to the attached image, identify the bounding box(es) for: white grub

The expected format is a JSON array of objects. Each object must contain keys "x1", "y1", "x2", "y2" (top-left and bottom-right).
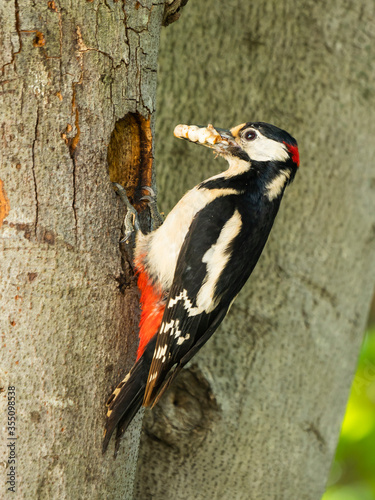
[{"x1": 174, "y1": 123, "x2": 222, "y2": 145}]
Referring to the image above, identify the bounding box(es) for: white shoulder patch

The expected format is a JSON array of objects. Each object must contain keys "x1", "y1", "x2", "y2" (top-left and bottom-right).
[
  {"x1": 265, "y1": 171, "x2": 290, "y2": 201},
  {"x1": 196, "y1": 209, "x2": 242, "y2": 313}
]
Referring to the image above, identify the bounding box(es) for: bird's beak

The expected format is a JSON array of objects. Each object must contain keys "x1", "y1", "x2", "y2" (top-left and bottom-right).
[{"x1": 174, "y1": 123, "x2": 241, "y2": 156}]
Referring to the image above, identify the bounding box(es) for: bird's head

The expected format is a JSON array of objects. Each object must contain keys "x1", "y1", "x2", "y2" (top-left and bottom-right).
[{"x1": 174, "y1": 121, "x2": 299, "y2": 193}]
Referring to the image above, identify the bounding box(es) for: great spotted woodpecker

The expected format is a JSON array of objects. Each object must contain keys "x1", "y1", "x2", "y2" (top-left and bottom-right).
[{"x1": 103, "y1": 121, "x2": 299, "y2": 453}]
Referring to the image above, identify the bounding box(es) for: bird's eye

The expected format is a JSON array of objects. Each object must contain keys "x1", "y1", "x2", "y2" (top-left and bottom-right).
[{"x1": 243, "y1": 130, "x2": 257, "y2": 141}]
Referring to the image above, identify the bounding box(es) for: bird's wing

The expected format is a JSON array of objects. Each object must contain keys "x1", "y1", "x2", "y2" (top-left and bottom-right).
[{"x1": 143, "y1": 195, "x2": 242, "y2": 407}]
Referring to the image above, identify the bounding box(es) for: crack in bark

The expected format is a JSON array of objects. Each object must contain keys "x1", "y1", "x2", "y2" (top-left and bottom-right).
[
  {"x1": 298, "y1": 274, "x2": 338, "y2": 309},
  {"x1": 71, "y1": 155, "x2": 78, "y2": 241},
  {"x1": 302, "y1": 422, "x2": 327, "y2": 451},
  {"x1": 68, "y1": 22, "x2": 82, "y2": 242},
  {"x1": 67, "y1": 88, "x2": 80, "y2": 239},
  {"x1": 68, "y1": 28, "x2": 84, "y2": 154},
  {"x1": 0, "y1": 0, "x2": 22, "y2": 75},
  {"x1": 57, "y1": 5, "x2": 63, "y2": 59},
  {"x1": 31, "y1": 107, "x2": 40, "y2": 235},
  {"x1": 77, "y1": 25, "x2": 117, "y2": 65},
  {"x1": 14, "y1": 0, "x2": 21, "y2": 48},
  {"x1": 69, "y1": 87, "x2": 81, "y2": 154}
]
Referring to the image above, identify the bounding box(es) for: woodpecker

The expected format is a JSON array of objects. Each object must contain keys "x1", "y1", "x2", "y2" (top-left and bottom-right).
[{"x1": 103, "y1": 121, "x2": 299, "y2": 453}]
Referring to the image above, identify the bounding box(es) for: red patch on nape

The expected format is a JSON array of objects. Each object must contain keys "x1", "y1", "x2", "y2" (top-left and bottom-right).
[
  {"x1": 284, "y1": 142, "x2": 300, "y2": 167},
  {"x1": 135, "y1": 258, "x2": 165, "y2": 361}
]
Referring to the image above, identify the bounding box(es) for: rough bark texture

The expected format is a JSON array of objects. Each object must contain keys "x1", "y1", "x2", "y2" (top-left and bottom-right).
[
  {"x1": 135, "y1": 1, "x2": 375, "y2": 499},
  {"x1": 0, "y1": 0, "x2": 175, "y2": 498}
]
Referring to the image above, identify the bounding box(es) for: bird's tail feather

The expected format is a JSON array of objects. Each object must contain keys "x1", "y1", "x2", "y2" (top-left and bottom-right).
[{"x1": 102, "y1": 356, "x2": 148, "y2": 454}]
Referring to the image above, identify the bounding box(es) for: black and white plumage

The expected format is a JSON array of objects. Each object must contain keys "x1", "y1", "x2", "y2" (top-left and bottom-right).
[{"x1": 103, "y1": 121, "x2": 299, "y2": 453}]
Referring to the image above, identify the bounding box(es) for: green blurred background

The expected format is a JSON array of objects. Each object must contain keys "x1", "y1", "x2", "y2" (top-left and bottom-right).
[{"x1": 323, "y1": 294, "x2": 375, "y2": 500}]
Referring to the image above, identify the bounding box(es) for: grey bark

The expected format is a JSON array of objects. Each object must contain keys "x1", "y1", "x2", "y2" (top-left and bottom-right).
[
  {"x1": 135, "y1": 1, "x2": 375, "y2": 499},
  {"x1": 0, "y1": 0, "x2": 182, "y2": 498}
]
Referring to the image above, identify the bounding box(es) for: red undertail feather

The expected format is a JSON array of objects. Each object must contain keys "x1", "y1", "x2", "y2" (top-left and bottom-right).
[{"x1": 135, "y1": 258, "x2": 165, "y2": 361}]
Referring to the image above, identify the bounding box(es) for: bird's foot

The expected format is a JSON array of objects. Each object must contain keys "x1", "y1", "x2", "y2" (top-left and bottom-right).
[
  {"x1": 140, "y1": 186, "x2": 164, "y2": 230},
  {"x1": 112, "y1": 183, "x2": 140, "y2": 243}
]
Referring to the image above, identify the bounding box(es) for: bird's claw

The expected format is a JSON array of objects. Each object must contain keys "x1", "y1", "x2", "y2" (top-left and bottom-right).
[
  {"x1": 140, "y1": 195, "x2": 153, "y2": 203},
  {"x1": 141, "y1": 186, "x2": 156, "y2": 198},
  {"x1": 120, "y1": 211, "x2": 137, "y2": 243},
  {"x1": 112, "y1": 182, "x2": 139, "y2": 243},
  {"x1": 141, "y1": 185, "x2": 164, "y2": 229}
]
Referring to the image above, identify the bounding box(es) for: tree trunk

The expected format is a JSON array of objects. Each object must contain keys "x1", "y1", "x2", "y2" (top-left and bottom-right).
[
  {"x1": 135, "y1": 1, "x2": 375, "y2": 499},
  {"x1": 0, "y1": 1, "x2": 184, "y2": 498}
]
